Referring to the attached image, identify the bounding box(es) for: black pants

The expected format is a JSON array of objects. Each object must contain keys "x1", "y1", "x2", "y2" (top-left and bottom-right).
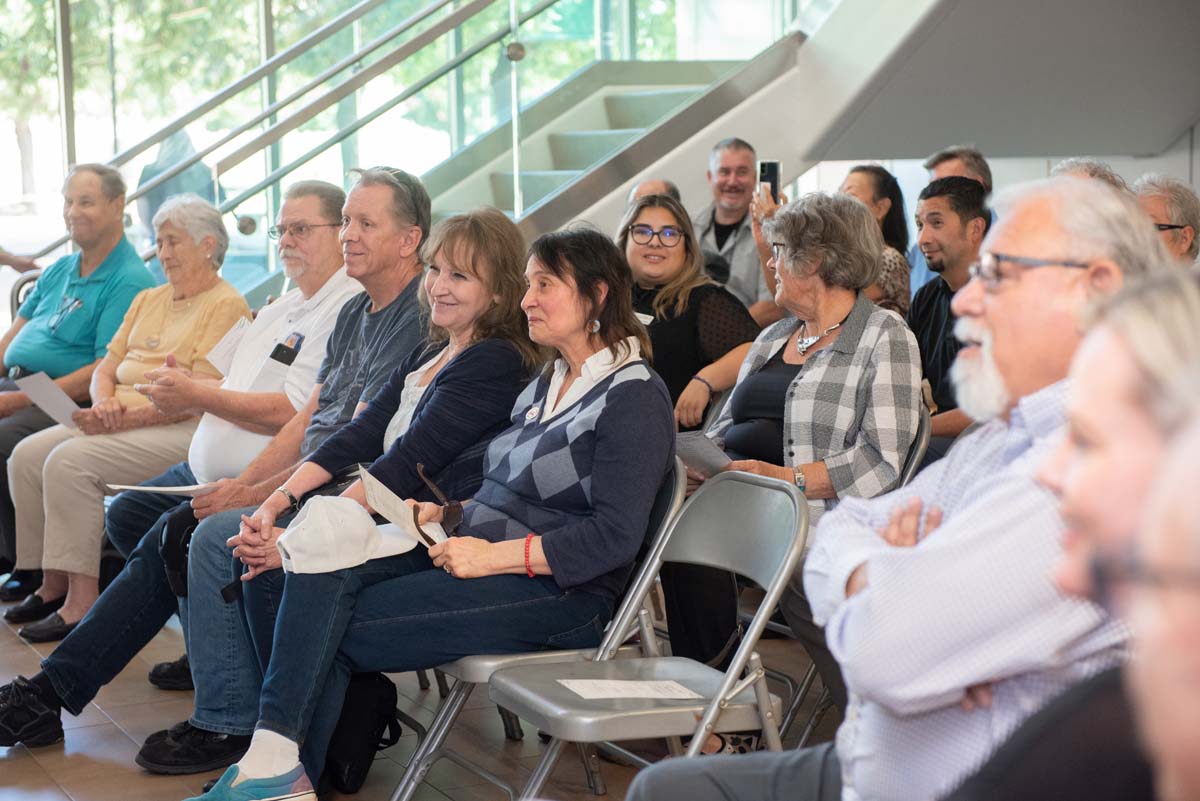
[
  {"x1": 660, "y1": 562, "x2": 741, "y2": 668},
  {"x1": 779, "y1": 583, "x2": 848, "y2": 712}
]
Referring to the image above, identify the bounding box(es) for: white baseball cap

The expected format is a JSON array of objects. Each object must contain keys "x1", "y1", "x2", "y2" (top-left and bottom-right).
[{"x1": 277, "y1": 496, "x2": 424, "y2": 573}]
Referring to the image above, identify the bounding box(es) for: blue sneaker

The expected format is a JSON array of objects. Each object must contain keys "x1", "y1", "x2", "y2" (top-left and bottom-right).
[{"x1": 183, "y1": 764, "x2": 315, "y2": 800}]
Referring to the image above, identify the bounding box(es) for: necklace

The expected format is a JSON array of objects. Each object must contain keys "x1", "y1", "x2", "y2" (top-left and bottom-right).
[{"x1": 796, "y1": 319, "x2": 843, "y2": 355}]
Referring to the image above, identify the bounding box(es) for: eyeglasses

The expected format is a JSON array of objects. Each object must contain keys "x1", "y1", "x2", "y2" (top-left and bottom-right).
[
  {"x1": 968, "y1": 251, "x2": 1091, "y2": 291},
  {"x1": 49, "y1": 296, "x2": 84, "y2": 331},
  {"x1": 267, "y1": 222, "x2": 341, "y2": 240},
  {"x1": 770, "y1": 243, "x2": 787, "y2": 263},
  {"x1": 1154, "y1": 223, "x2": 1187, "y2": 232},
  {"x1": 628, "y1": 224, "x2": 684, "y2": 248},
  {"x1": 414, "y1": 462, "x2": 463, "y2": 543},
  {"x1": 1089, "y1": 545, "x2": 1200, "y2": 613}
]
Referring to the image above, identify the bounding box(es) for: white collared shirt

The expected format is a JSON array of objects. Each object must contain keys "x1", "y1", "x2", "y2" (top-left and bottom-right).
[
  {"x1": 541, "y1": 336, "x2": 641, "y2": 421},
  {"x1": 188, "y1": 268, "x2": 363, "y2": 483}
]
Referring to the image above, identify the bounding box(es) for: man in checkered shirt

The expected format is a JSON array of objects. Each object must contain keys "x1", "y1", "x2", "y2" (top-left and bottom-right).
[{"x1": 629, "y1": 176, "x2": 1173, "y2": 801}]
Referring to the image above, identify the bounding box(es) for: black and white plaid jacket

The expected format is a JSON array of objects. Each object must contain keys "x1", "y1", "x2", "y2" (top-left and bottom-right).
[{"x1": 708, "y1": 293, "x2": 922, "y2": 526}]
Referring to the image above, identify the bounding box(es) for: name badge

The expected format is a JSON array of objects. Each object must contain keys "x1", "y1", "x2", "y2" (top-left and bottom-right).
[
  {"x1": 635, "y1": 312, "x2": 654, "y2": 326},
  {"x1": 525, "y1": 405, "x2": 540, "y2": 422}
]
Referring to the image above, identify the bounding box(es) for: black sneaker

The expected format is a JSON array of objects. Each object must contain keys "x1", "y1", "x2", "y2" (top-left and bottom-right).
[
  {"x1": 148, "y1": 653, "x2": 194, "y2": 691},
  {"x1": 134, "y1": 721, "x2": 250, "y2": 775},
  {"x1": 0, "y1": 676, "x2": 64, "y2": 748}
]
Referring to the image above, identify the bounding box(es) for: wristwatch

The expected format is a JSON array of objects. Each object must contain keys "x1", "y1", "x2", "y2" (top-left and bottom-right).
[
  {"x1": 274, "y1": 486, "x2": 300, "y2": 514},
  {"x1": 792, "y1": 466, "x2": 807, "y2": 494}
]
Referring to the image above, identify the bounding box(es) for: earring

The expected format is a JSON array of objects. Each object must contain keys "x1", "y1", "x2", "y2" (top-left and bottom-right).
[{"x1": 587, "y1": 319, "x2": 601, "y2": 334}]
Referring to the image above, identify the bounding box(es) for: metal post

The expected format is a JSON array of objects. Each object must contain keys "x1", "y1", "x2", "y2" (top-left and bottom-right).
[
  {"x1": 507, "y1": 0, "x2": 523, "y2": 217},
  {"x1": 259, "y1": 0, "x2": 280, "y2": 275},
  {"x1": 621, "y1": 0, "x2": 635, "y2": 60},
  {"x1": 448, "y1": 8, "x2": 466, "y2": 153},
  {"x1": 54, "y1": 0, "x2": 76, "y2": 171}
]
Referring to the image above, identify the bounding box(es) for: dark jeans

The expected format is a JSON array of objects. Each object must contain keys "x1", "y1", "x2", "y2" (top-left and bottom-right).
[
  {"x1": 242, "y1": 548, "x2": 613, "y2": 781},
  {"x1": 626, "y1": 741, "x2": 841, "y2": 801},
  {"x1": 105, "y1": 461, "x2": 197, "y2": 557},
  {"x1": 0, "y1": 377, "x2": 56, "y2": 564},
  {"x1": 39, "y1": 463, "x2": 193, "y2": 714}
]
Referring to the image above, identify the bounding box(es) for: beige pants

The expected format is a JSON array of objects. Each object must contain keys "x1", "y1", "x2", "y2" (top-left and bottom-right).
[{"x1": 10, "y1": 419, "x2": 199, "y2": 576}]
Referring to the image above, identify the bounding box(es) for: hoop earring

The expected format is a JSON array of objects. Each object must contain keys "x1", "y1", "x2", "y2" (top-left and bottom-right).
[{"x1": 587, "y1": 319, "x2": 601, "y2": 334}]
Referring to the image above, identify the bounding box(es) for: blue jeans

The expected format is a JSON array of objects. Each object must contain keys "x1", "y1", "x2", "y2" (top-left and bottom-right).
[
  {"x1": 244, "y1": 548, "x2": 613, "y2": 781},
  {"x1": 39, "y1": 463, "x2": 195, "y2": 714},
  {"x1": 184, "y1": 506, "x2": 272, "y2": 736}
]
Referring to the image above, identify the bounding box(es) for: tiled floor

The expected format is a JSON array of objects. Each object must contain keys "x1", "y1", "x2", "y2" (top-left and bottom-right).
[{"x1": 1, "y1": 604, "x2": 838, "y2": 801}]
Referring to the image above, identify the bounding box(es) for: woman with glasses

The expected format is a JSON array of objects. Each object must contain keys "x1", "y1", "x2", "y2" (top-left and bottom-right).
[
  {"x1": 616, "y1": 193, "x2": 760, "y2": 673},
  {"x1": 4, "y1": 194, "x2": 250, "y2": 641},
  {"x1": 617, "y1": 193, "x2": 760, "y2": 430},
  {"x1": 185, "y1": 227, "x2": 675, "y2": 801}
]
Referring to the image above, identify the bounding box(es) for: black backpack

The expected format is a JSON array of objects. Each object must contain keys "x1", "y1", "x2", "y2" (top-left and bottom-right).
[{"x1": 323, "y1": 672, "x2": 404, "y2": 794}]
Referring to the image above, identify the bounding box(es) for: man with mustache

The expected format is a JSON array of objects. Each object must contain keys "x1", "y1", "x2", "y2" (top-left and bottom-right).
[
  {"x1": 627, "y1": 176, "x2": 1168, "y2": 801},
  {"x1": 909, "y1": 176, "x2": 989, "y2": 462}
]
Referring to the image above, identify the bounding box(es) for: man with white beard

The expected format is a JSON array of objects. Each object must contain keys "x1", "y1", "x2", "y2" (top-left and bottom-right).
[{"x1": 625, "y1": 177, "x2": 1170, "y2": 801}]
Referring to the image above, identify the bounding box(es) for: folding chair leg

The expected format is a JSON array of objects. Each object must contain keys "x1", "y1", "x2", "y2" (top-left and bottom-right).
[
  {"x1": 498, "y1": 706, "x2": 524, "y2": 741},
  {"x1": 434, "y1": 668, "x2": 451, "y2": 698},
  {"x1": 389, "y1": 680, "x2": 474, "y2": 801},
  {"x1": 795, "y1": 688, "x2": 833, "y2": 750},
  {"x1": 749, "y1": 653, "x2": 783, "y2": 752},
  {"x1": 780, "y1": 663, "x2": 819, "y2": 738},
  {"x1": 577, "y1": 743, "x2": 607, "y2": 796},
  {"x1": 416, "y1": 669, "x2": 431, "y2": 691},
  {"x1": 520, "y1": 736, "x2": 568, "y2": 799}
]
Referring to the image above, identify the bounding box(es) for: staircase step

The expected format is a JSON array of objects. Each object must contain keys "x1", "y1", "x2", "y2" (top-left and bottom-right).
[
  {"x1": 548, "y1": 128, "x2": 643, "y2": 171},
  {"x1": 605, "y1": 87, "x2": 704, "y2": 129},
  {"x1": 491, "y1": 170, "x2": 582, "y2": 212}
]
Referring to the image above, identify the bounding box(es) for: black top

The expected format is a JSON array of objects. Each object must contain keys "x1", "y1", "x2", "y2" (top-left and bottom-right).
[
  {"x1": 713, "y1": 213, "x2": 746, "y2": 251},
  {"x1": 907, "y1": 276, "x2": 961, "y2": 413},
  {"x1": 633, "y1": 282, "x2": 760, "y2": 428},
  {"x1": 722, "y1": 350, "x2": 802, "y2": 464}
]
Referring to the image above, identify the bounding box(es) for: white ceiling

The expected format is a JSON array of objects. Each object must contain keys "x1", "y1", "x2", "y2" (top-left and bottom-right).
[{"x1": 818, "y1": 0, "x2": 1200, "y2": 160}]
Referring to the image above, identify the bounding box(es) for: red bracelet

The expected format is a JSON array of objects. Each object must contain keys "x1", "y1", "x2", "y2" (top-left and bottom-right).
[{"x1": 524, "y1": 533, "x2": 535, "y2": 578}]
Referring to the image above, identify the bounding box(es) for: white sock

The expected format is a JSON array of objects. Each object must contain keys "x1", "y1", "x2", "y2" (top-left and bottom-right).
[{"x1": 234, "y1": 728, "x2": 301, "y2": 782}]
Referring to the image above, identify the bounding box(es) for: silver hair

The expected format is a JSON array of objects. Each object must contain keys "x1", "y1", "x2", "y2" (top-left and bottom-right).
[
  {"x1": 152, "y1": 193, "x2": 229, "y2": 268},
  {"x1": 284, "y1": 180, "x2": 346, "y2": 224},
  {"x1": 1133, "y1": 173, "x2": 1200, "y2": 260},
  {"x1": 991, "y1": 177, "x2": 1172, "y2": 292},
  {"x1": 1049, "y1": 157, "x2": 1131, "y2": 193},
  {"x1": 763, "y1": 192, "x2": 882, "y2": 290},
  {"x1": 1086, "y1": 269, "x2": 1200, "y2": 435},
  {"x1": 923, "y1": 145, "x2": 992, "y2": 193},
  {"x1": 64, "y1": 163, "x2": 126, "y2": 199}
]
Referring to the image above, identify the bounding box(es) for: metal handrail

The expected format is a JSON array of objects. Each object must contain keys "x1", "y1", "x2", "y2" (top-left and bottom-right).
[
  {"x1": 31, "y1": 0, "x2": 431, "y2": 259},
  {"x1": 219, "y1": 0, "x2": 563, "y2": 217},
  {"x1": 216, "y1": 0, "x2": 496, "y2": 175}
]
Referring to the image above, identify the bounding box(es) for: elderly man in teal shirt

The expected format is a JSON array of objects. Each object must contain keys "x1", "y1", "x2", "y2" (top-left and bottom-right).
[{"x1": 0, "y1": 163, "x2": 155, "y2": 598}]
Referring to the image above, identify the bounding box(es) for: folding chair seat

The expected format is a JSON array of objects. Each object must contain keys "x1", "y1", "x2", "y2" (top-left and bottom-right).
[
  {"x1": 388, "y1": 458, "x2": 687, "y2": 801},
  {"x1": 488, "y1": 471, "x2": 809, "y2": 798}
]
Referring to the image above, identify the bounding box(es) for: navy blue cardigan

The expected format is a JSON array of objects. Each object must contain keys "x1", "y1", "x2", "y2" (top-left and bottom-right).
[{"x1": 307, "y1": 338, "x2": 530, "y2": 503}]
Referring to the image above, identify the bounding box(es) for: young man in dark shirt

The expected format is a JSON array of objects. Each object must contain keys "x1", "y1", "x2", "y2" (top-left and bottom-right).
[{"x1": 908, "y1": 176, "x2": 989, "y2": 462}]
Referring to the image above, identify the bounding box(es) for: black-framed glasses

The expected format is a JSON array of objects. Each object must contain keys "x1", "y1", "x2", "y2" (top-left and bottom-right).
[
  {"x1": 414, "y1": 463, "x2": 463, "y2": 543},
  {"x1": 1089, "y1": 546, "x2": 1200, "y2": 612},
  {"x1": 1154, "y1": 223, "x2": 1188, "y2": 232},
  {"x1": 628, "y1": 224, "x2": 684, "y2": 248},
  {"x1": 968, "y1": 251, "x2": 1091, "y2": 291},
  {"x1": 770, "y1": 242, "x2": 787, "y2": 263},
  {"x1": 267, "y1": 222, "x2": 341, "y2": 240}
]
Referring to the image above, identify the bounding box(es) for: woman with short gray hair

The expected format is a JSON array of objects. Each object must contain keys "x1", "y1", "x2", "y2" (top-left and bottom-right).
[
  {"x1": 705, "y1": 191, "x2": 921, "y2": 524},
  {"x1": 5, "y1": 193, "x2": 250, "y2": 641}
]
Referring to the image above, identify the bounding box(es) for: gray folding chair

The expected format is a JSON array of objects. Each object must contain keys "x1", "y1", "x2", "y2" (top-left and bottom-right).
[
  {"x1": 388, "y1": 458, "x2": 687, "y2": 801},
  {"x1": 899, "y1": 404, "x2": 932, "y2": 487},
  {"x1": 489, "y1": 471, "x2": 809, "y2": 799}
]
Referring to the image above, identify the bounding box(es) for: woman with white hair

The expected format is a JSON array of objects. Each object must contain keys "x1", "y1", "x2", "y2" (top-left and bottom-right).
[{"x1": 4, "y1": 193, "x2": 249, "y2": 641}]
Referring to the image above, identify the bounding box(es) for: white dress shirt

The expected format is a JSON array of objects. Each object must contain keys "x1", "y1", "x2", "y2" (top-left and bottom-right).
[
  {"x1": 804, "y1": 380, "x2": 1129, "y2": 801},
  {"x1": 540, "y1": 336, "x2": 642, "y2": 422}
]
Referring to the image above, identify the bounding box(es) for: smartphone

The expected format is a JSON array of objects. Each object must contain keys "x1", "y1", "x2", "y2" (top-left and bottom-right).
[{"x1": 758, "y1": 160, "x2": 781, "y2": 203}]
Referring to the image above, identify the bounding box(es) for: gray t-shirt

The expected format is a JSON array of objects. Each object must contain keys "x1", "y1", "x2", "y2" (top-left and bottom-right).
[{"x1": 301, "y1": 278, "x2": 424, "y2": 455}]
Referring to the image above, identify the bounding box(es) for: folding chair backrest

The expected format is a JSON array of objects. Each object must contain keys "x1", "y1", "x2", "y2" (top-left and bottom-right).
[
  {"x1": 659, "y1": 471, "x2": 806, "y2": 591},
  {"x1": 899, "y1": 405, "x2": 932, "y2": 487},
  {"x1": 594, "y1": 457, "x2": 686, "y2": 659}
]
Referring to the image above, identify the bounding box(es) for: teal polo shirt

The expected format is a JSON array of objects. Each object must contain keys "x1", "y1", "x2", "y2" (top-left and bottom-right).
[{"x1": 5, "y1": 236, "x2": 157, "y2": 378}]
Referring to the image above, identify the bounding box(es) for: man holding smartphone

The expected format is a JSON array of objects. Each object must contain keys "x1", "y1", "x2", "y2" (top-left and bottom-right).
[{"x1": 693, "y1": 137, "x2": 784, "y2": 326}]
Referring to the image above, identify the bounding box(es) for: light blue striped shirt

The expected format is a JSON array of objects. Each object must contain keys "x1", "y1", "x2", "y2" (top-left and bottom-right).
[{"x1": 804, "y1": 380, "x2": 1129, "y2": 801}]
